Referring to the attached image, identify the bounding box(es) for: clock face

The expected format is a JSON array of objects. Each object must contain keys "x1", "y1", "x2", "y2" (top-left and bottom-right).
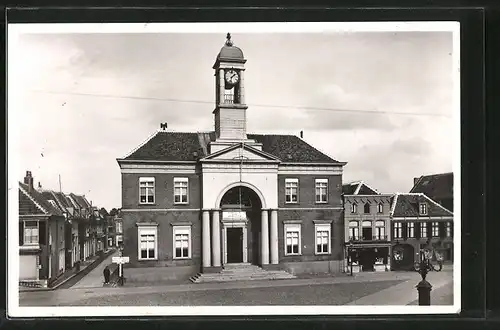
[{"x1": 225, "y1": 69, "x2": 239, "y2": 85}]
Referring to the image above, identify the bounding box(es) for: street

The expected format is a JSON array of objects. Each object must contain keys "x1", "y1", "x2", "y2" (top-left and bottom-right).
[{"x1": 19, "y1": 268, "x2": 453, "y2": 307}]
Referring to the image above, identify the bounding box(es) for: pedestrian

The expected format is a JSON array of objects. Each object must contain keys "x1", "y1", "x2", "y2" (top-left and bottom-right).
[{"x1": 103, "y1": 265, "x2": 110, "y2": 284}]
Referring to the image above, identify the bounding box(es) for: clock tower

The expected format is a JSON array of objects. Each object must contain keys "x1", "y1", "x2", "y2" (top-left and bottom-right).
[{"x1": 212, "y1": 33, "x2": 248, "y2": 142}]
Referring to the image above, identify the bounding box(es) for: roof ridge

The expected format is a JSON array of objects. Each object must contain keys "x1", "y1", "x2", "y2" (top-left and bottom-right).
[
  {"x1": 389, "y1": 193, "x2": 399, "y2": 217},
  {"x1": 121, "y1": 129, "x2": 161, "y2": 159}
]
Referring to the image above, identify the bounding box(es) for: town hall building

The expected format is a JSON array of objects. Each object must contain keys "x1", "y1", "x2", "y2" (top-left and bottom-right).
[{"x1": 117, "y1": 34, "x2": 347, "y2": 282}]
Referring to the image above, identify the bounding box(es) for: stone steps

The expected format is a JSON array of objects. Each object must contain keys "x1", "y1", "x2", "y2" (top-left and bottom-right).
[{"x1": 190, "y1": 264, "x2": 296, "y2": 283}]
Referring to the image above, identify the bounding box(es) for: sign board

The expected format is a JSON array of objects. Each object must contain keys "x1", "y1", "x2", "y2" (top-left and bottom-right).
[{"x1": 112, "y1": 256, "x2": 130, "y2": 264}]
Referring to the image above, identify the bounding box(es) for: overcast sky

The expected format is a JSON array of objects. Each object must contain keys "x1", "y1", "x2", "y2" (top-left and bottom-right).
[{"x1": 11, "y1": 30, "x2": 455, "y2": 210}]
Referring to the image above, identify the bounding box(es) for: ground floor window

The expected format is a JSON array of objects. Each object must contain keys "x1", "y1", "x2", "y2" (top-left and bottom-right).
[
  {"x1": 284, "y1": 224, "x2": 301, "y2": 255},
  {"x1": 315, "y1": 224, "x2": 331, "y2": 255},
  {"x1": 173, "y1": 226, "x2": 191, "y2": 259},
  {"x1": 138, "y1": 226, "x2": 158, "y2": 260},
  {"x1": 23, "y1": 220, "x2": 39, "y2": 245}
]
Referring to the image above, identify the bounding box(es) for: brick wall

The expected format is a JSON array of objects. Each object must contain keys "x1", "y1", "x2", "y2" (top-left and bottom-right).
[
  {"x1": 278, "y1": 209, "x2": 344, "y2": 262},
  {"x1": 122, "y1": 210, "x2": 202, "y2": 269},
  {"x1": 122, "y1": 173, "x2": 201, "y2": 209},
  {"x1": 277, "y1": 174, "x2": 342, "y2": 208}
]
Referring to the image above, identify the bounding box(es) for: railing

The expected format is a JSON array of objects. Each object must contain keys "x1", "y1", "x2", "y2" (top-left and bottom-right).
[{"x1": 348, "y1": 235, "x2": 388, "y2": 242}]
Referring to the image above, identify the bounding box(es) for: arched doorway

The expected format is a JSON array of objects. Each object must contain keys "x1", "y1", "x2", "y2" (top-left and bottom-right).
[{"x1": 219, "y1": 186, "x2": 262, "y2": 265}]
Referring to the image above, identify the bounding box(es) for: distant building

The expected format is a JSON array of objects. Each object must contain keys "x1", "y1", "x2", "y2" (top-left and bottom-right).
[
  {"x1": 390, "y1": 193, "x2": 454, "y2": 271},
  {"x1": 116, "y1": 34, "x2": 347, "y2": 280},
  {"x1": 342, "y1": 181, "x2": 392, "y2": 273},
  {"x1": 410, "y1": 172, "x2": 453, "y2": 212}
]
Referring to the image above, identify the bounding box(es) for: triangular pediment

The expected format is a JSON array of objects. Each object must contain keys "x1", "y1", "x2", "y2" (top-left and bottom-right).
[{"x1": 201, "y1": 143, "x2": 281, "y2": 162}]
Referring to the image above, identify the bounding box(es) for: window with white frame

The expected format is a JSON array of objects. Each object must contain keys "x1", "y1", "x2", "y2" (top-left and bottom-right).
[
  {"x1": 174, "y1": 177, "x2": 189, "y2": 204},
  {"x1": 432, "y1": 222, "x2": 439, "y2": 237},
  {"x1": 138, "y1": 226, "x2": 157, "y2": 260},
  {"x1": 285, "y1": 178, "x2": 298, "y2": 203},
  {"x1": 446, "y1": 222, "x2": 452, "y2": 237},
  {"x1": 375, "y1": 220, "x2": 385, "y2": 240},
  {"x1": 348, "y1": 221, "x2": 359, "y2": 240},
  {"x1": 315, "y1": 224, "x2": 331, "y2": 254},
  {"x1": 284, "y1": 224, "x2": 301, "y2": 255},
  {"x1": 393, "y1": 222, "x2": 403, "y2": 238},
  {"x1": 23, "y1": 221, "x2": 39, "y2": 245},
  {"x1": 378, "y1": 203, "x2": 384, "y2": 213},
  {"x1": 139, "y1": 177, "x2": 155, "y2": 204},
  {"x1": 173, "y1": 226, "x2": 191, "y2": 259},
  {"x1": 315, "y1": 179, "x2": 328, "y2": 203},
  {"x1": 407, "y1": 222, "x2": 415, "y2": 238},
  {"x1": 116, "y1": 222, "x2": 122, "y2": 233},
  {"x1": 419, "y1": 203, "x2": 428, "y2": 215},
  {"x1": 420, "y1": 222, "x2": 428, "y2": 238},
  {"x1": 350, "y1": 203, "x2": 357, "y2": 213}
]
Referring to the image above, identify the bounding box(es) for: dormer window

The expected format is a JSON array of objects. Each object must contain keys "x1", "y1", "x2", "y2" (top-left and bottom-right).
[
  {"x1": 419, "y1": 203, "x2": 428, "y2": 215},
  {"x1": 363, "y1": 203, "x2": 370, "y2": 214}
]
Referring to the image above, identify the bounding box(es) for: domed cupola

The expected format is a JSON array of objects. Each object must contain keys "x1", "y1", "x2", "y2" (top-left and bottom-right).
[{"x1": 216, "y1": 33, "x2": 244, "y2": 60}]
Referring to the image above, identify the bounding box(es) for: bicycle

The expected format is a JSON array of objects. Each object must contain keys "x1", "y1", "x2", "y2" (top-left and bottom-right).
[{"x1": 414, "y1": 258, "x2": 442, "y2": 272}]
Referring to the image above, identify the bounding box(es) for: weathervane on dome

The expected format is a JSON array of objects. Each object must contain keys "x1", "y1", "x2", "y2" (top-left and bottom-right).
[{"x1": 225, "y1": 32, "x2": 233, "y2": 46}]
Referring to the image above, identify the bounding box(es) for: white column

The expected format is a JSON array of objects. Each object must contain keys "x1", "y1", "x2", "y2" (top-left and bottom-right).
[
  {"x1": 219, "y1": 69, "x2": 225, "y2": 104},
  {"x1": 212, "y1": 210, "x2": 221, "y2": 267},
  {"x1": 261, "y1": 210, "x2": 269, "y2": 265},
  {"x1": 270, "y1": 209, "x2": 279, "y2": 264},
  {"x1": 239, "y1": 69, "x2": 245, "y2": 104},
  {"x1": 202, "y1": 210, "x2": 211, "y2": 268}
]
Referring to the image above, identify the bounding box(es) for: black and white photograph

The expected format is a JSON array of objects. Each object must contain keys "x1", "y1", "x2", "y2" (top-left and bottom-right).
[{"x1": 8, "y1": 22, "x2": 460, "y2": 317}]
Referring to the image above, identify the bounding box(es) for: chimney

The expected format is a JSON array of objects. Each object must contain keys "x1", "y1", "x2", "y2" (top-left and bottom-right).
[
  {"x1": 300, "y1": 131, "x2": 303, "y2": 139},
  {"x1": 24, "y1": 171, "x2": 34, "y2": 192},
  {"x1": 38, "y1": 182, "x2": 42, "y2": 189}
]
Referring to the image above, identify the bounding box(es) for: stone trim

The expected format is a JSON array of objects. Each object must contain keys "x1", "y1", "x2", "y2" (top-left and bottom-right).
[
  {"x1": 283, "y1": 220, "x2": 303, "y2": 224},
  {"x1": 124, "y1": 208, "x2": 200, "y2": 212},
  {"x1": 313, "y1": 220, "x2": 333, "y2": 224},
  {"x1": 135, "y1": 222, "x2": 159, "y2": 227},
  {"x1": 170, "y1": 222, "x2": 193, "y2": 227}
]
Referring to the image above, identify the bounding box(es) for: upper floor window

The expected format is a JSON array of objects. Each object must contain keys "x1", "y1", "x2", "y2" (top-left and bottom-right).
[
  {"x1": 364, "y1": 203, "x2": 370, "y2": 214},
  {"x1": 315, "y1": 224, "x2": 331, "y2": 255},
  {"x1": 174, "y1": 178, "x2": 189, "y2": 204},
  {"x1": 446, "y1": 222, "x2": 452, "y2": 237},
  {"x1": 420, "y1": 222, "x2": 428, "y2": 238},
  {"x1": 407, "y1": 222, "x2": 415, "y2": 238},
  {"x1": 432, "y1": 222, "x2": 439, "y2": 237},
  {"x1": 393, "y1": 222, "x2": 403, "y2": 239},
  {"x1": 285, "y1": 178, "x2": 298, "y2": 203},
  {"x1": 348, "y1": 221, "x2": 359, "y2": 241},
  {"x1": 378, "y1": 203, "x2": 384, "y2": 213},
  {"x1": 285, "y1": 224, "x2": 301, "y2": 255},
  {"x1": 116, "y1": 222, "x2": 122, "y2": 233},
  {"x1": 350, "y1": 203, "x2": 357, "y2": 213},
  {"x1": 315, "y1": 179, "x2": 328, "y2": 203},
  {"x1": 173, "y1": 226, "x2": 192, "y2": 259},
  {"x1": 139, "y1": 177, "x2": 155, "y2": 204},
  {"x1": 419, "y1": 203, "x2": 428, "y2": 215},
  {"x1": 375, "y1": 220, "x2": 385, "y2": 240},
  {"x1": 23, "y1": 220, "x2": 39, "y2": 245}
]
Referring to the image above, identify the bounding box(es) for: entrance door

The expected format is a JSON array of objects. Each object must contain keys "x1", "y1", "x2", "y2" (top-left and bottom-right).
[{"x1": 227, "y1": 228, "x2": 243, "y2": 263}]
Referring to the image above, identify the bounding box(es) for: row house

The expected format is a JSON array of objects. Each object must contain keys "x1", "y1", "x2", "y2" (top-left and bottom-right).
[
  {"x1": 342, "y1": 181, "x2": 454, "y2": 273},
  {"x1": 117, "y1": 34, "x2": 346, "y2": 280},
  {"x1": 342, "y1": 181, "x2": 392, "y2": 273},
  {"x1": 390, "y1": 193, "x2": 453, "y2": 271},
  {"x1": 18, "y1": 171, "x2": 106, "y2": 288},
  {"x1": 19, "y1": 172, "x2": 66, "y2": 287}
]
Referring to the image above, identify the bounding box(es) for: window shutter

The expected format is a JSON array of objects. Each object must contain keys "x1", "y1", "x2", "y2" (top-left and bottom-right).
[
  {"x1": 39, "y1": 221, "x2": 47, "y2": 245},
  {"x1": 439, "y1": 222, "x2": 445, "y2": 238},
  {"x1": 415, "y1": 222, "x2": 421, "y2": 239},
  {"x1": 402, "y1": 222, "x2": 408, "y2": 240},
  {"x1": 19, "y1": 222, "x2": 24, "y2": 245}
]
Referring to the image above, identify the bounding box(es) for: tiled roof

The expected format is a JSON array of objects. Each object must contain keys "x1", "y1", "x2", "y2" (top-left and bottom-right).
[
  {"x1": 410, "y1": 172, "x2": 453, "y2": 199},
  {"x1": 120, "y1": 130, "x2": 343, "y2": 164},
  {"x1": 390, "y1": 193, "x2": 453, "y2": 218},
  {"x1": 18, "y1": 183, "x2": 63, "y2": 216},
  {"x1": 342, "y1": 181, "x2": 379, "y2": 195}
]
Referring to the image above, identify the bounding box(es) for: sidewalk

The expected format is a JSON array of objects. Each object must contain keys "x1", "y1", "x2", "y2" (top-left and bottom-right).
[{"x1": 71, "y1": 250, "x2": 120, "y2": 289}]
